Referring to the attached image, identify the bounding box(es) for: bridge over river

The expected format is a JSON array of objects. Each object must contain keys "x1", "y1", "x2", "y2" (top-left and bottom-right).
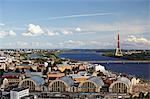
[{"x1": 79, "y1": 60, "x2": 150, "y2": 64}]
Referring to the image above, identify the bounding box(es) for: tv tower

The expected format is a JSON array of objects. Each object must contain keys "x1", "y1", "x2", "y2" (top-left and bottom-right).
[{"x1": 115, "y1": 32, "x2": 123, "y2": 57}]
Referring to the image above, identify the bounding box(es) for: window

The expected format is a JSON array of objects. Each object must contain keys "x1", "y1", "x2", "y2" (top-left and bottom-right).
[
  {"x1": 80, "y1": 82, "x2": 96, "y2": 92},
  {"x1": 50, "y1": 81, "x2": 66, "y2": 92},
  {"x1": 112, "y1": 83, "x2": 127, "y2": 93},
  {"x1": 20, "y1": 80, "x2": 35, "y2": 91}
]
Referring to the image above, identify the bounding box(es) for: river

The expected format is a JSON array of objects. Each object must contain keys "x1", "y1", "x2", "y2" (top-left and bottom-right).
[{"x1": 59, "y1": 52, "x2": 150, "y2": 80}]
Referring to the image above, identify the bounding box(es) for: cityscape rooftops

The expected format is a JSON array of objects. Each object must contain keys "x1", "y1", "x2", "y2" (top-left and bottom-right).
[
  {"x1": 16, "y1": 64, "x2": 33, "y2": 67},
  {"x1": 2, "y1": 72, "x2": 20, "y2": 77}
]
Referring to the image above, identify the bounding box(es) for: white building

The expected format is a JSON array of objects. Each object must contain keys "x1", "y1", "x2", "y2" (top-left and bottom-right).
[
  {"x1": 10, "y1": 88, "x2": 29, "y2": 99},
  {"x1": 131, "y1": 77, "x2": 140, "y2": 86}
]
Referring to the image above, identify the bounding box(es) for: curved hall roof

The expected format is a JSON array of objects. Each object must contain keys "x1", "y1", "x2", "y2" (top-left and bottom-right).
[
  {"x1": 60, "y1": 76, "x2": 74, "y2": 86},
  {"x1": 30, "y1": 76, "x2": 45, "y2": 85},
  {"x1": 117, "y1": 77, "x2": 131, "y2": 86},
  {"x1": 88, "y1": 77, "x2": 104, "y2": 86}
]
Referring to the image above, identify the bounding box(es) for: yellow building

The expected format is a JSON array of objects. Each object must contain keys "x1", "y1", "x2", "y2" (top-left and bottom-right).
[{"x1": 2, "y1": 72, "x2": 24, "y2": 84}]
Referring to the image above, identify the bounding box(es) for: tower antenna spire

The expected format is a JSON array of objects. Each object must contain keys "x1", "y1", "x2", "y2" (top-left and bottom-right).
[{"x1": 115, "y1": 30, "x2": 123, "y2": 57}]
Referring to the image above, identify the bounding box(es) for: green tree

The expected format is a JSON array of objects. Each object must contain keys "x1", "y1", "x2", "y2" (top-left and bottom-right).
[
  {"x1": 15, "y1": 68, "x2": 20, "y2": 73},
  {"x1": 63, "y1": 69, "x2": 71, "y2": 75},
  {"x1": 0, "y1": 69, "x2": 4, "y2": 77}
]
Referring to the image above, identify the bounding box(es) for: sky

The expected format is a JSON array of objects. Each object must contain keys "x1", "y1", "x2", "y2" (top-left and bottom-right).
[{"x1": 0, "y1": 0, "x2": 149, "y2": 49}]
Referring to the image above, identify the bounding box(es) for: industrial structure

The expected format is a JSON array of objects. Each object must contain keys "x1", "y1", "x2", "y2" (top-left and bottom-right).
[{"x1": 115, "y1": 32, "x2": 123, "y2": 57}]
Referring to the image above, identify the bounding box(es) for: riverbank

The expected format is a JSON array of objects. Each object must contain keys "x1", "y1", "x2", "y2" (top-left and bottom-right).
[
  {"x1": 102, "y1": 51, "x2": 150, "y2": 60},
  {"x1": 58, "y1": 51, "x2": 150, "y2": 80}
]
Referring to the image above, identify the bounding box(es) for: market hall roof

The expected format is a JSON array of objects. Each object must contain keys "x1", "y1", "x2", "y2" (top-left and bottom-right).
[
  {"x1": 30, "y1": 76, "x2": 45, "y2": 85},
  {"x1": 60, "y1": 76, "x2": 74, "y2": 86},
  {"x1": 88, "y1": 77, "x2": 104, "y2": 86}
]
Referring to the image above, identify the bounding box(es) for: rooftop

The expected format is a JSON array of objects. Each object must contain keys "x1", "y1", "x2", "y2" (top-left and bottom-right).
[
  {"x1": 11, "y1": 87, "x2": 29, "y2": 92},
  {"x1": 30, "y1": 76, "x2": 45, "y2": 85}
]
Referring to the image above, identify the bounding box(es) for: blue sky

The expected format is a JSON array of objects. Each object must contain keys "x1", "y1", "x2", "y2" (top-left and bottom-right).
[{"x1": 0, "y1": 0, "x2": 149, "y2": 49}]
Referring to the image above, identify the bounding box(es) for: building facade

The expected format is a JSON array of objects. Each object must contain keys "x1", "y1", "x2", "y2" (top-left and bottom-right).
[
  {"x1": 19, "y1": 76, "x2": 45, "y2": 92},
  {"x1": 10, "y1": 88, "x2": 29, "y2": 99},
  {"x1": 49, "y1": 76, "x2": 74, "y2": 92},
  {"x1": 109, "y1": 77, "x2": 131, "y2": 93}
]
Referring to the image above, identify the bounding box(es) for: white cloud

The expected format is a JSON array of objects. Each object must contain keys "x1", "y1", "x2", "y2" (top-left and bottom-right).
[
  {"x1": 0, "y1": 30, "x2": 16, "y2": 38},
  {"x1": 9, "y1": 30, "x2": 16, "y2": 36},
  {"x1": 22, "y1": 24, "x2": 44, "y2": 36},
  {"x1": 58, "y1": 40, "x2": 113, "y2": 49},
  {"x1": 0, "y1": 23, "x2": 5, "y2": 26},
  {"x1": 28, "y1": 24, "x2": 44, "y2": 34},
  {"x1": 22, "y1": 32, "x2": 33, "y2": 36},
  {"x1": 47, "y1": 30, "x2": 59, "y2": 36},
  {"x1": 75, "y1": 27, "x2": 82, "y2": 32},
  {"x1": 32, "y1": 42, "x2": 40, "y2": 46},
  {"x1": 84, "y1": 22, "x2": 148, "y2": 34},
  {"x1": 62, "y1": 30, "x2": 73, "y2": 35},
  {"x1": 67, "y1": 40, "x2": 85, "y2": 46},
  {"x1": 127, "y1": 35, "x2": 150, "y2": 45},
  {"x1": 30, "y1": 12, "x2": 113, "y2": 21},
  {"x1": 46, "y1": 42, "x2": 53, "y2": 46},
  {"x1": 17, "y1": 41, "x2": 28, "y2": 46}
]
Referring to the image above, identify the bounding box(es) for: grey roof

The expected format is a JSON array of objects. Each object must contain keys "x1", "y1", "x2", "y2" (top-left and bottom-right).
[
  {"x1": 12, "y1": 87, "x2": 28, "y2": 92},
  {"x1": 16, "y1": 64, "x2": 32, "y2": 66},
  {"x1": 25, "y1": 70, "x2": 43, "y2": 77},
  {"x1": 89, "y1": 77, "x2": 104, "y2": 86},
  {"x1": 60, "y1": 76, "x2": 74, "y2": 86},
  {"x1": 3, "y1": 72, "x2": 20, "y2": 76},
  {"x1": 69, "y1": 73, "x2": 91, "y2": 79},
  {"x1": 117, "y1": 77, "x2": 131, "y2": 86},
  {"x1": 30, "y1": 76, "x2": 45, "y2": 85}
]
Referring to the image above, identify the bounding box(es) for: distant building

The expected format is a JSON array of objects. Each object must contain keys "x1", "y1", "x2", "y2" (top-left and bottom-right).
[
  {"x1": 47, "y1": 72, "x2": 65, "y2": 82},
  {"x1": 131, "y1": 77, "x2": 140, "y2": 86},
  {"x1": 10, "y1": 88, "x2": 29, "y2": 99},
  {"x1": 2, "y1": 72, "x2": 24, "y2": 84},
  {"x1": 16, "y1": 64, "x2": 33, "y2": 70},
  {"x1": 69, "y1": 71, "x2": 91, "y2": 83},
  {"x1": 0, "y1": 78, "x2": 9, "y2": 91}
]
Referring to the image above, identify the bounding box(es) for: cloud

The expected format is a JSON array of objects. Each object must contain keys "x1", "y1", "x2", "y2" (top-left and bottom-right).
[
  {"x1": 36, "y1": 12, "x2": 113, "y2": 21},
  {"x1": 9, "y1": 30, "x2": 16, "y2": 36},
  {"x1": 0, "y1": 23, "x2": 5, "y2": 26},
  {"x1": 32, "y1": 42, "x2": 40, "y2": 46},
  {"x1": 22, "y1": 24, "x2": 44, "y2": 36},
  {"x1": 62, "y1": 30, "x2": 73, "y2": 35},
  {"x1": 84, "y1": 22, "x2": 148, "y2": 34},
  {"x1": 22, "y1": 32, "x2": 33, "y2": 36},
  {"x1": 17, "y1": 41, "x2": 28, "y2": 47},
  {"x1": 126, "y1": 35, "x2": 150, "y2": 45},
  {"x1": 58, "y1": 40, "x2": 113, "y2": 49},
  {"x1": 47, "y1": 30, "x2": 59, "y2": 36},
  {"x1": 0, "y1": 30, "x2": 16, "y2": 38},
  {"x1": 75, "y1": 27, "x2": 81, "y2": 32}
]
